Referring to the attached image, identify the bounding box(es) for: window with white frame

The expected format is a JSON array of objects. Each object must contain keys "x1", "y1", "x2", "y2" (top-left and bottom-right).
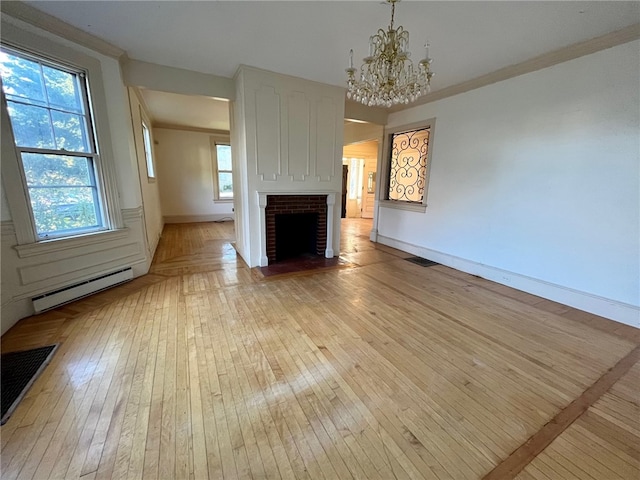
[
  {"x1": 213, "y1": 142, "x2": 233, "y2": 200},
  {"x1": 383, "y1": 120, "x2": 435, "y2": 209},
  {"x1": 141, "y1": 121, "x2": 155, "y2": 179},
  {"x1": 0, "y1": 47, "x2": 108, "y2": 239}
]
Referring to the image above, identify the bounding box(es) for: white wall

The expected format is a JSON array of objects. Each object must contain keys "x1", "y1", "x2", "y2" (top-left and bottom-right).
[
  {"x1": 233, "y1": 66, "x2": 345, "y2": 267},
  {"x1": 379, "y1": 40, "x2": 640, "y2": 327},
  {"x1": 153, "y1": 128, "x2": 235, "y2": 222},
  {"x1": 344, "y1": 121, "x2": 383, "y2": 145},
  {"x1": 1, "y1": 15, "x2": 148, "y2": 335},
  {"x1": 128, "y1": 88, "x2": 164, "y2": 259}
]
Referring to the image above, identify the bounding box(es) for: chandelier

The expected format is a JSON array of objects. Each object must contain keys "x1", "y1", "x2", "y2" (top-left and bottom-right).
[{"x1": 346, "y1": 0, "x2": 434, "y2": 107}]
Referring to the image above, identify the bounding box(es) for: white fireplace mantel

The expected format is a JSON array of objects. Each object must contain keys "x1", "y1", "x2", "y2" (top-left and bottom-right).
[{"x1": 257, "y1": 191, "x2": 337, "y2": 267}]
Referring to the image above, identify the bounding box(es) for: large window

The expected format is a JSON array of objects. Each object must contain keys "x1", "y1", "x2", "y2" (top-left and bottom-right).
[
  {"x1": 383, "y1": 120, "x2": 435, "y2": 210},
  {"x1": 213, "y1": 143, "x2": 233, "y2": 200},
  {"x1": 0, "y1": 47, "x2": 107, "y2": 239}
]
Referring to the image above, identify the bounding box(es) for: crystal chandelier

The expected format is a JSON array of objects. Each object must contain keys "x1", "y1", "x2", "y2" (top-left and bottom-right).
[{"x1": 346, "y1": 0, "x2": 434, "y2": 107}]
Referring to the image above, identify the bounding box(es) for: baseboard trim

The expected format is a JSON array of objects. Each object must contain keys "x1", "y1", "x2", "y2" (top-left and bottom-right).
[
  {"x1": 163, "y1": 214, "x2": 234, "y2": 224},
  {"x1": 377, "y1": 234, "x2": 639, "y2": 328},
  {"x1": 1, "y1": 297, "x2": 33, "y2": 336}
]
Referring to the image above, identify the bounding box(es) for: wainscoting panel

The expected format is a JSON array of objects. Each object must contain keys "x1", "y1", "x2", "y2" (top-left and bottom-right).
[
  {"x1": 255, "y1": 85, "x2": 281, "y2": 181},
  {"x1": 287, "y1": 91, "x2": 311, "y2": 181},
  {"x1": 315, "y1": 97, "x2": 337, "y2": 181}
]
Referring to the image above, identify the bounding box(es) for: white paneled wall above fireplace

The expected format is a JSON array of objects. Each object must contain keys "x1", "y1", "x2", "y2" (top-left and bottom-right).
[{"x1": 233, "y1": 66, "x2": 345, "y2": 267}]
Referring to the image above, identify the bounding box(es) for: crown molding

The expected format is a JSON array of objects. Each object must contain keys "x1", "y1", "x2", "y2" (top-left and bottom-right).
[
  {"x1": 1, "y1": 1, "x2": 125, "y2": 59},
  {"x1": 390, "y1": 23, "x2": 640, "y2": 113}
]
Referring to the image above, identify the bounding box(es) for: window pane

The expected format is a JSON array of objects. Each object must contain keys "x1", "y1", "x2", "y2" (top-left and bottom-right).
[
  {"x1": 42, "y1": 65, "x2": 83, "y2": 113},
  {"x1": 0, "y1": 51, "x2": 46, "y2": 106},
  {"x1": 216, "y1": 145, "x2": 232, "y2": 171},
  {"x1": 51, "y1": 110, "x2": 89, "y2": 152},
  {"x1": 21, "y1": 153, "x2": 94, "y2": 186},
  {"x1": 6, "y1": 101, "x2": 55, "y2": 148},
  {"x1": 142, "y1": 123, "x2": 155, "y2": 178},
  {"x1": 218, "y1": 172, "x2": 233, "y2": 198},
  {"x1": 1, "y1": 48, "x2": 106, "y2": 240},
  {"x1": 28, "y1": 186, "x2": 99, "y2": 236},
  {"x1": 388, "y1": 128, "x2": 429, "y2": 203}
]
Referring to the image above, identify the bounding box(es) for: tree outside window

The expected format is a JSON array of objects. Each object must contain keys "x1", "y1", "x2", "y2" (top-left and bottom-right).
[{"x1": 0, "y1": 47, "x2": 106, "y2": 238}]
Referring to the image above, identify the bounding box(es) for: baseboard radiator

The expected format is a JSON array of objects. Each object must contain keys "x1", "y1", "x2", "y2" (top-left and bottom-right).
[{"x1": 32, "y1": 267, "x2": 133, "y2": 313}]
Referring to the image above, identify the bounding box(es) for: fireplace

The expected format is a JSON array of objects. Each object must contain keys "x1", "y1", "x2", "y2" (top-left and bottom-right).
[
  {"x1": 275, "y1": 213, "x2": 319, "y2": 261},
  {"x1": 257, "y1": 192, "x2": 336, "y2": 266}
]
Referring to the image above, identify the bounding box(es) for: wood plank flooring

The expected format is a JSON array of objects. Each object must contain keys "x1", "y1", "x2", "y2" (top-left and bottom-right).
[{"x1": 1, "y1": 218, "x2": 638, "y2": 479}]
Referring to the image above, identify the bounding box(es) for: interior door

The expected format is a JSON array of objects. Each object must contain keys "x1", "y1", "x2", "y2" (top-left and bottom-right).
[
  {"x1": 361, "y1": 158, "x2": 376, "y2": 219},
  {"x1": 341, "y1": 164, "x2": 348, "y2": 218}
]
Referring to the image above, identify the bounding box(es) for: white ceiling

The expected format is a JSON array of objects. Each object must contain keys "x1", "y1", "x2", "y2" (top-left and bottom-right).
[
  {"x1": 21, "y1": 1, "x2": 640, "y2": 129},
  {"x1": 140, "y1": 89, "x2": 230, "y2": 131},
  {"x1": 25, "y1": 1, "x2": 639, "y2": 92}
]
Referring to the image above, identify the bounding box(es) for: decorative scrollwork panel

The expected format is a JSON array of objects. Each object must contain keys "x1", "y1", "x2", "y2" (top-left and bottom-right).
[{"x1": 388, "y1": 127, "x2": 430, "y2": 203}]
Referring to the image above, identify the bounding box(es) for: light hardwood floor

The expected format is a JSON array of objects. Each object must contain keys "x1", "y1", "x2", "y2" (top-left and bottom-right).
[{"x1": 1, "y1": 219, "x2": 638, "y2": 480}]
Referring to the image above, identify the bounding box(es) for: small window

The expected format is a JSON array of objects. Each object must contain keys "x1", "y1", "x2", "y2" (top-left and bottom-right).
[
  {"x1": 0, "y1": 47, "x2": 107, "y2": 239},
  {"x1": 381, "y1": 120, "x2": 435, "y2": 212},
  {"x1": 387, "y1": 126, "x2": 431, "y2": 203},
  {"x1": 214, "y1": 143, "x2": 233, "y2": 200},
  {"x1": 141, "y1": 121, "x2": 155, "y2": 179}
]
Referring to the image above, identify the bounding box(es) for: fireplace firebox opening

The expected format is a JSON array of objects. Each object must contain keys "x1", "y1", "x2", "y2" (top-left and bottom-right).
[
  {"x1": 264, "y1": 194, "x2": 329, "y2": 264},
  {"x1": 275, "y1": 213, "x2": 319, "y2": 261}
]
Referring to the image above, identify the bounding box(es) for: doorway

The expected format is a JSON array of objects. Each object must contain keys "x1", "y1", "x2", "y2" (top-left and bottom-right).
[{"x1": 342, "y1": 140, "x2": 378, "y2": 219}]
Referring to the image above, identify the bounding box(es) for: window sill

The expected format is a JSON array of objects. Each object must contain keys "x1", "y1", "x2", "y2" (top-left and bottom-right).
[
  {"x1": 379, "y1": 200, "x2": 427, "y2": 213},
  {"x1": 214, "y1": 198, "x2": 234, "y2": 203},
  {"x1": 14, "y1": 227, "x2": 130, "y2": 259}
]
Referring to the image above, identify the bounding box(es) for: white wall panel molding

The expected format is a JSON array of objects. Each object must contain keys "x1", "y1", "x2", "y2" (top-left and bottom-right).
[
  {"x1": 255, "y1": 85, "x2": 281, "y2": 181},
  {"x1": 378, "y1": 234, "x2": 640, "y2": 328},
  {"x1": 1, "y1": 221, "x2": 16, "y2": 242},
  {"x1": 14, "y1": 228, "x2": 130, "y2": 259},
  {"x1": 5, "y1": 205, "x2": 147, "y2": 302},
  {"x1": 315, "y1": 97, "x2": 338, "y2": 182},
  {"x1": 18, "y1": 241, "x2": 142, "y2": 286},
  {"x1": 121, "y1": 206, "x2": 144, "y2": 223},
  {"x1": 234, "y1": 66, "x2": 345, "y2": 267},
  {"x1": 287, "y1": 91, "x2": 311, "y2": 181}
]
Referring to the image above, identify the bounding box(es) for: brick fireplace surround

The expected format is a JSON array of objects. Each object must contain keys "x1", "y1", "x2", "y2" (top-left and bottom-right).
[
  {"x1": 257, "y1": 192, "x2": 336, "y2": 266},
  {"x1": 265, "y1": 195, "x2": 327, "y2": 262}
]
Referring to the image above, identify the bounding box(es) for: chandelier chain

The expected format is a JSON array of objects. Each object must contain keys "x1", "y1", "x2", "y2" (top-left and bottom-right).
[{"x1": 389, "y1": 0, "x2": 395, "y2": 30}]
